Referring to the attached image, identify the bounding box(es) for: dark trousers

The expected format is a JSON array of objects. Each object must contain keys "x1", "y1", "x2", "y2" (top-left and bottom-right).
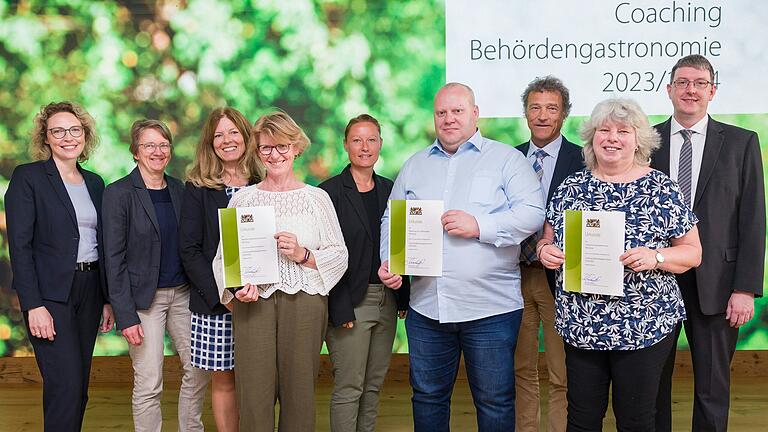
[
  {"x1": 406, "y1": 308, "x2": 522, "y2": 432},
  {"x1": 564, "y1": 332, "x2": 675, "y2": 432},
  {"x1": 655, "y1": 271, "x2": 738, "y2": 432},
  {"x1": 24, "y1": 269, "x2": 103, "y2": 432}
]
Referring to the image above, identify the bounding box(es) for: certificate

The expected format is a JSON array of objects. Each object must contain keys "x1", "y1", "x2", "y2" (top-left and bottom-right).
[
  {"x1": 388, "y1": 199, "x2": 443, "y2": 276},
  {"x1": 218, "y1": 206, "x2": 279, "y2": 287},
  {"x1": 563, "y1": 210, "x2": 625, "y2": 296}
]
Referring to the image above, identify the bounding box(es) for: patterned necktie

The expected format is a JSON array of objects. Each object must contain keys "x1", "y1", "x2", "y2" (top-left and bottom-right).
[
  {"x1": 679, "y1": 129, "x2": 693, "y2": 208},
  {"x1": 521, "y1": 149, "x2": 548, "y2": 264}
]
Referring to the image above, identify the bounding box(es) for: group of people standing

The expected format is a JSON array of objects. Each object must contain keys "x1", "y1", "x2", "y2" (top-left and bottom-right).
[{"x1": 5, "y1": 53, "x2": 764, "y2": 432}]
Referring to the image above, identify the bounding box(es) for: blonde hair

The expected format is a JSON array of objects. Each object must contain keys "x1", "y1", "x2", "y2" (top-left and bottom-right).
[
  {"x1": 30, "y1": 101, "x2": 99, "y2": 162},
  {"x1": 252, "y1": 111, "x2": 310, "y2": 168},
  {"x1": 187, "y1": 107, "x2": 262, "y2": 189},
  {"x1": 581, "y1": 98, "x2": 660, "y2": 171}
]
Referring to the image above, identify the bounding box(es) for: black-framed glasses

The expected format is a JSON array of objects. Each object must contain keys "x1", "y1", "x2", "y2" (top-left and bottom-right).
[
  {"x1": 48, "y1": 126, "x2": 84, "y2": 139},
  {"x1": 258, "y1": 144, "x2": 291, "y2": 155},
  {"x1": 672, "y1": 79, "x2": 712, "y2": 89},
  {"x1": 139, "y1": 142, "x2": 172, "y2": 152}
]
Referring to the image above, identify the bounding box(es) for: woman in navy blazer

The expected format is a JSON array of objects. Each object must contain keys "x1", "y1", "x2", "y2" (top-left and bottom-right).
[
  {"x1": 319, "y1": 114, "x2": 409, "y2": 432},
  {"x1": 5, "y1": 101, "x2": 114, "y2": 431},
  {"x1": 102, "y1": 119, "x2": 208, "y2": 431},
  {"x1": 179, "y1": 107, "x2": 261, "y2": 432}
]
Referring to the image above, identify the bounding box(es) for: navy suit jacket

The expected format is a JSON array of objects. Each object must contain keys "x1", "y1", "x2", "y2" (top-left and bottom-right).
[
  {"x1": 319, "y1": 165, "x2": 410, "y2": 327},
  {"x1": 5, "y1": 158, "x2": 108, "y2": 311},
  {"x1": 651, "y1": 116, "x2": 765, "y2": 314},
  {"x1": 102, "y1": 167, "x2": 185, "y2": 329},
  {"x1": 516, "y1": 136, "x2": 585, "y2": 294}
]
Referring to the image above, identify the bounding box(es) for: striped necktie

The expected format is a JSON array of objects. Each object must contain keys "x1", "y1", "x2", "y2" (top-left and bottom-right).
[
  {"x1": 521, "y1": 149, "x2": 548, "y2": 264},
  {"x1": 679, "y1": 129, "x2": 693, "y2": 208}
]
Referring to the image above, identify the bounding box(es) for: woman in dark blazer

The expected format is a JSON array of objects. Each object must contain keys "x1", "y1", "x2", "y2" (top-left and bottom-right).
[
  {"x1": 102, "y1": 119, "x2": 208, "y2": 432},
  {"x1": 5, "y1": 101, "x2": 114, "y2": 431},
  {"x1": 319, "y1": 114, "x2": 409, "y2": 432},
  {"x1": 179, "y1": 107, "x2": 261, "y2": 432}
]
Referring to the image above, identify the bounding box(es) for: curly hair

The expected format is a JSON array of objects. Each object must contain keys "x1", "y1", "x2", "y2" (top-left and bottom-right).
[
  {"x1": 521, "y1": 75, "x2": 572, "y2": 118},
  {"x1": 30, "y1": 101, "x2": 99, "y2": 162},
  {"x1": 581, "y1": 98, "x2": 660, "y2": 170}
]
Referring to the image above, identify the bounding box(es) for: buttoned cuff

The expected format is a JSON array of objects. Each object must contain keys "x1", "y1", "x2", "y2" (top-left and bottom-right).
[{"x1": 476, "y1": 214, "x2": 498, "y2": 245}]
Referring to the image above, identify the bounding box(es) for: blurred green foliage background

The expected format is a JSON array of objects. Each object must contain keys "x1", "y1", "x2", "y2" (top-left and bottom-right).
[{"x1": 0, "y1": 0, "x2": 766, "y2": 356}]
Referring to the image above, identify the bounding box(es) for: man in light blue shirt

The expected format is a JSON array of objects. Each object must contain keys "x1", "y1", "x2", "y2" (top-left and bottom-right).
[{"x1": 378, "y1": 82, "x2": 545, "y2": 431}]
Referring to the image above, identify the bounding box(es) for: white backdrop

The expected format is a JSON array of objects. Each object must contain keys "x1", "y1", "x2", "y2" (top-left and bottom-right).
[{"x1": 445, "y1": 0, "x2": 768, "y2": 117}]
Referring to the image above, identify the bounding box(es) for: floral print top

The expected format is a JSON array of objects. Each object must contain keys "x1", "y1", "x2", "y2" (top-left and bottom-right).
[{"x1": 547, "y1": 169, "x2": 697, "y2": 350}]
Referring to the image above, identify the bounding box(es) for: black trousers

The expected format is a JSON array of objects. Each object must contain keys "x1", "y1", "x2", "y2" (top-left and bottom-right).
[
  {"x1": 655, "y1": 271, "x2": 738, "y2": 432},
  {"x1": 564, "y1": 332, "x2": 675, "y2": 432},
  {"x1": 24, "y1": 269, "x2": 103, "y2": 432}
]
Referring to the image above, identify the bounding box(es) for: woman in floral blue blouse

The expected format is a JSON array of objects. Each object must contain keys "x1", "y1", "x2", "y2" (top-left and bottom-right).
[{"x1": 537, "y1": 98, "x2": 702, "y2": 431}]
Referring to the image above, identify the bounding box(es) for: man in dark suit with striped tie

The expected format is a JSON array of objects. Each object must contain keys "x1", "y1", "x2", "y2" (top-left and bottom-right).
[
  {"x1": 515, "y1": 76, "x2": 584, "y2": 432},
  {"x1": 653, "y1": 54, "x2": 765, "y2": 432}
]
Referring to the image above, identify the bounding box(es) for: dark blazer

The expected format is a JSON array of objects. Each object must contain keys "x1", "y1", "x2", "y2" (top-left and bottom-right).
[
  {"x1": 319, "y1": 165, "x2": 410, "y2": 327},
  {"x1": 651, "y1": 116, "x2": 765, "y2": 314},
  {"x1": 516, "y1": 136, "x2": 585, "y2": 294},
  {"x1": 179, "y1": 181, "x2": 256, "y2": 316},
  {"x1": 102, "y1": 167, "x2": 185, "y2": 329},
  {"x1": 6, "y1": 158, "x2": 108, "y2": 311}
]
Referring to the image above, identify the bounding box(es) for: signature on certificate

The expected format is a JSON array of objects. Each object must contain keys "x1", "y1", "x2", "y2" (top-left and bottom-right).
[{"x1": 583, "y1": 273, "x2": 602, "y2": 282}]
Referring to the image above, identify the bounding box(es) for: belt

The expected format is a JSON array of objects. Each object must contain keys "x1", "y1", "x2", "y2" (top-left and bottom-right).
[
  {"x1": 75, "y1": 261, "x2": 99, "y2": 272},
  {"x1": 520, "y1": 261, "x2": 544, "y2": 270}
]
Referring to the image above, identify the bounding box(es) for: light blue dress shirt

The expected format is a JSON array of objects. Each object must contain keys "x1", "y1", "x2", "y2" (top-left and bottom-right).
[{"x1": 381, "y1": 130, "x2": 545, "y2": 323}]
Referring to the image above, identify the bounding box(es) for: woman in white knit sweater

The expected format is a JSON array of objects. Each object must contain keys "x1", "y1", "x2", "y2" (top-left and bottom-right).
[{"x1": 215, "y1": 111, "x2": 348, "y2": 432}]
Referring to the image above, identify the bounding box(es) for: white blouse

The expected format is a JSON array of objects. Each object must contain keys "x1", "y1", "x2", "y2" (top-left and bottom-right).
[{"x1": 215, "y1": 185, "x2": 348, "y2": 304}]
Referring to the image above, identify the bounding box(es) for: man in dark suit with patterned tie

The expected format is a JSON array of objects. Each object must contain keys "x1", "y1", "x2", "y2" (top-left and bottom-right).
[
  {"x1": 515, "y1": 76, "x2": 584, "y2": 432},
  {"x1": 653, "y1": 54, "x2": 765, "y2": 432}
]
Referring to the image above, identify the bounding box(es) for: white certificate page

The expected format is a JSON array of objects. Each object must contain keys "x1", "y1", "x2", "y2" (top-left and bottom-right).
[{"x1": 564, "y1": 210, "x2": 625, "y2": 296}]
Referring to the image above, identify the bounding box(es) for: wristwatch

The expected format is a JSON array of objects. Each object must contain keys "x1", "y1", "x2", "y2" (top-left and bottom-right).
[{"x1": 654, "y1": 250, "x2": 665, "y2": 267}]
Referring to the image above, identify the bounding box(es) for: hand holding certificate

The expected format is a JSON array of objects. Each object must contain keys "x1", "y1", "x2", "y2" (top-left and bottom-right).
[
  {"x1": 219, "y1": 206, "x2": 280, "y2": 287},
  {"x1": 564, "y1": 210, "x2": 625, "y2": 296},
  {"x1": 388, "y1": 199, "x2": 443, "y2": 276}
]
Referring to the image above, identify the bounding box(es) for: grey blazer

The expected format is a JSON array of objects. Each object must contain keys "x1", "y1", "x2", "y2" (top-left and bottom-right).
[{"x1": 102, "y1": 167, "x2": 184, "y2": 330}]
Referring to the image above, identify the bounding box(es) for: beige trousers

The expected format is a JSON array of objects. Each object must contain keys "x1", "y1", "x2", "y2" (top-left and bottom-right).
[
  {"x1": 233, "y1": 290, "x2": 328, "y2": 432},
  {"x1": 326, "y1": 284, "x2": 397, "y2": 432},
  {"x1": 514, "y1": 266, "x2": 568, "y2": 432},
  {"x1": 128, "y1": 284, "x2": 210, "y2": 432}
]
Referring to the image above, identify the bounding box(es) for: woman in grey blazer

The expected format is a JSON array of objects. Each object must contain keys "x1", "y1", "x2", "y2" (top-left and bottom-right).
[{"x1": 103, "y1": 119, "x2": 208, "y2": 432}]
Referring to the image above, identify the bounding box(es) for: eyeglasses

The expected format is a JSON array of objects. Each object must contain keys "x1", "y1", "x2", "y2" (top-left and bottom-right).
[
  {"x1": 672, "y1": 79, "x2": 712, "y2": 89},
  {"x1": 258, "y1": 144, "x2": 291, "y2": 155},
  {"x1": 139, "y1": 142, "x2": 172, "y2": 152},
  {"x1": 48, "y1": 126, "x2": 84, "y2": 139}
]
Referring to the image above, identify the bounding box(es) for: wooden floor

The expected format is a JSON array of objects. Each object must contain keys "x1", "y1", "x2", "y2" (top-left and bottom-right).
[{"x1": 1, "y1": 375, "x2": 766, "y2": 431}]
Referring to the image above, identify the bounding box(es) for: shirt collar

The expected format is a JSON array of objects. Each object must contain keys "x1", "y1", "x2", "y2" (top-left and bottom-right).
[
  {"x1": 526, "y1": 134, "x2": 563, "y2": 159},
  {"x1": 671, "y1": 115, "x2": 709, "y2": 137},
  {"x1": 429, "y1": 129, "x2": 483, "y2": 156}
]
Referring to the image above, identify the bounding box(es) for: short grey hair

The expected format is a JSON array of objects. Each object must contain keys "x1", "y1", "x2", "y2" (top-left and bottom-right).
[
  {"x1": 521, "y1": 76, "x2": 572, "y2": 118},
  {"x1": 580, "y1": 98, "x2": 660, "y2": 170}
]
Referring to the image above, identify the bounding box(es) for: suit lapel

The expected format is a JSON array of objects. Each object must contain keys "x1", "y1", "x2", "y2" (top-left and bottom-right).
[
  {"x1": 653, "y1": 119, "x2": 673, "y2": 175},
  {"x1": 549, "y1": 138, "x2": 578, "y2": 202},
  {"x1": 213, "y1": 188, "x2": 229, "y2": 208},
  {"x1": 44, "y1": 158, "x2": 78, "y2": 227},
  {"x1": 168, "y1": 177, "x2": 183, "y2": 222},
  {"x1": 342, "y1": 166, "x2": 373, "y2": 240},
  {"x1": 130, "y1": 167, "x2": 160, "y2": 234},
  {"x1": 695, "y1": 117, "x2": 724, "y2": 207},
  {"x1": 374, "y1": 172, "x2": 389, "y2": 219}
]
